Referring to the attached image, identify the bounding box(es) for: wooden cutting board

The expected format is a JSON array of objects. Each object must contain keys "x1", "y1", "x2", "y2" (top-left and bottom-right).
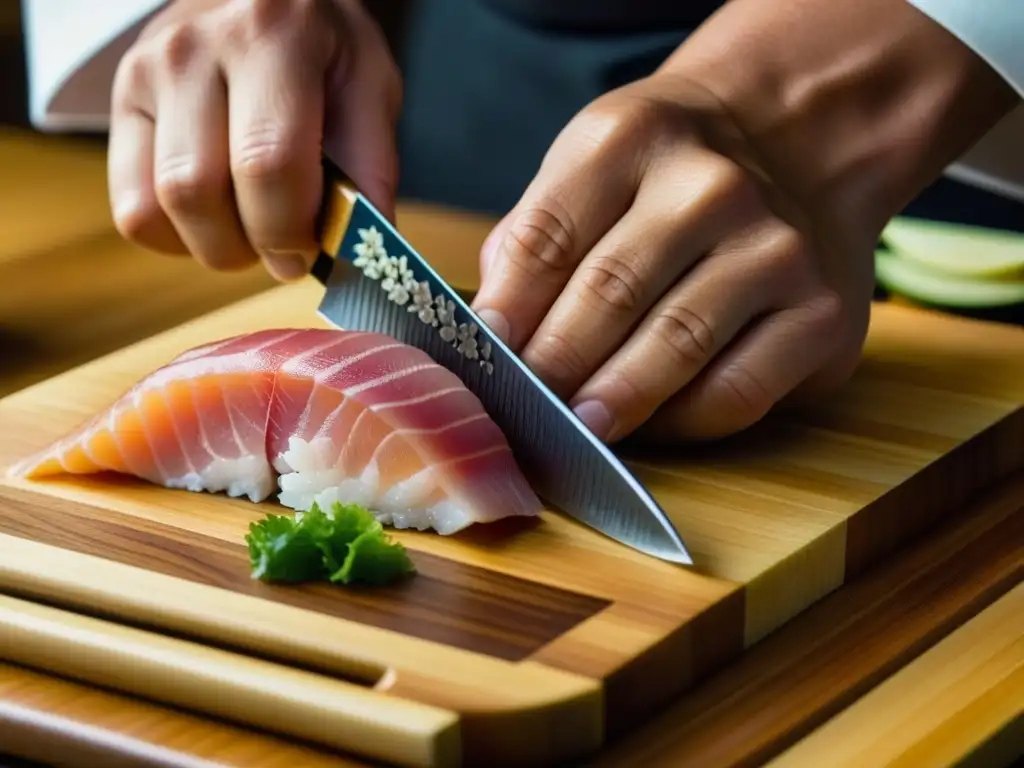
[{"x1": 0, "y1": 279, "x2": 1021, "y2": 767}]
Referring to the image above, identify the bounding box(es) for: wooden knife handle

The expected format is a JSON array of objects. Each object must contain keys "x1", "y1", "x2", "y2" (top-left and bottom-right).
[{"x1": 317, "y1": 156, "x2": 361, "y2": 258}]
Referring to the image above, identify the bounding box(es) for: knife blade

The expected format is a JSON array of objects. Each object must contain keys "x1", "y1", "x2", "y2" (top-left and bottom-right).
[{"x1": 311, "y1": 158, "x2": 693, "y2": 566}]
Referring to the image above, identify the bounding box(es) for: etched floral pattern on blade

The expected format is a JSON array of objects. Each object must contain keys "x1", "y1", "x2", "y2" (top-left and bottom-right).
[{"x1": 352, "y1": 225, "x2": 495, "y2": 374}]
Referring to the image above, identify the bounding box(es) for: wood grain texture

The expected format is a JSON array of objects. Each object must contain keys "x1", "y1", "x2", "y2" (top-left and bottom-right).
[
  {"x1": 0, "y1": 290, "x2": 1019, "y2": 765},
  {"x1": 617, "y1": 296, "x2": 1023, "y2": 644},
  {"x1": 0, "y1": 661, "x2": 364, "y2": 767},
  {"x1": 0, "y1": 485, "x2": 609, "y2": 661},
  {"x1": 591, "y1": 471, "x2": 1024, "y2": 768},
  {"x1": 0, "y1": 282, "x2": 1021, "y2": 764},
  {"x1": 0, "y1": 529, "x2": 609, "y2": 767},
  {"x1": 768, "y1": 583, "x2": 1023, "y2": 768},
  {"x1": 2, "y1": 125, "x2": 1024, "y2": 764},
  {"x1": 0, "y1": 593, "x2": 462, "y2": 768},
  {"x1": 0, "y1": 470, "x2": 1019, "y2": 768}
]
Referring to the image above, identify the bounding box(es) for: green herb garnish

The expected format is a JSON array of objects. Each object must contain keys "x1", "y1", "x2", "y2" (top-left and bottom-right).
[
  {"x1": 245, "y1": 512, "x2": 325, "y2": 583},
  {"x1": 244, "y1": 501, "x2": 416, "y2": 586}
]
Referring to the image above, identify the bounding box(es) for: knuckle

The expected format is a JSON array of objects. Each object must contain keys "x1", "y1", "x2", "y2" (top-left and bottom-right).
[
  {"x1": 806, "y1": 288, "x2": 848, "y2": 337},
  {"x1": 231, "y1": 128, "x2": 297, "y2": 183},
  {"x1": 574, "y1": 95, "x2": 674, "y2": 156},
  {"x1": 247, "y1": 0, "x2": 292, "y2": 33},
  {"x1": 621, "y1": 96, "x2": 677, "y2": 140},
  {"x1": 528, "y1": 331, "x2": 591, "y2": 390},
  {"x1": 813, "y1": 287, "x2": 846, "y2": 322},
  {"x1": 716, "y1": 364, "x2": 774, "y2": 423},
  {"x1": 290, "y1": 0, "x2": 322, "y2": 20},
  {"x1": 504, "y1": 205, "x2": 577, "y2": 277},
  {"x1": 578, "y1": 256, "x2": 644, "y2": 313},
  {"x1": 650, "y1": 305, "x2": 716, "y2": 369},
  {"x1": 153, "y1": 22, "x2": 201, "y2": 74},
  {"x1": 247, "y1": 0, "x2": 326, "y2": 37},
  {"x1": 705, "y1": 158, "x2": 758, "y2": 212},
  {"x1": 565, "y1": 104, "x2": 623, "y2": 155},
  {"x1": 223, "y1": 0, "x2": 327, "y2": 51},
  {"x1": 111, "y1": 51, "x2": 149, "y2": 107},
  {"x1": 155, "y1": 158, "x2": 220, "y2": 214},
  {"x1": 761, "y1": 224, "x2": 810, "y2": 276},
  {"x1": 603, "y1": 368, "x2": 648, "y2": 414}
]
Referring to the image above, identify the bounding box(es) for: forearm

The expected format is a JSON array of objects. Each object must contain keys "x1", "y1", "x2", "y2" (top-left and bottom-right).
[{"x1": 658, "y1": 0, "x2": 1019, "y2": 240}]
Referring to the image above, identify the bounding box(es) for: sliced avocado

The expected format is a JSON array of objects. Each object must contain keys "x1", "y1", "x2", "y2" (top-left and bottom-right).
[
  {"x1": 881, "y1": 217, "x2": 1024, "y2": 279},
  {"x1": 875, "y1": 249, "x2": 1024, "y2": 308}
]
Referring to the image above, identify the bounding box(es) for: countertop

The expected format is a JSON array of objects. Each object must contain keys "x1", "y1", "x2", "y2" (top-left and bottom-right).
[{"x1": 0, "y1": 127, "x2": 1020, "y2": 768}]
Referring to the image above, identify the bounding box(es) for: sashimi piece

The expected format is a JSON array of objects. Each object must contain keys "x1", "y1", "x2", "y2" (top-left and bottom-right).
[{"x1": 8, "y1": 328, "x2": 542, "y2": 534}]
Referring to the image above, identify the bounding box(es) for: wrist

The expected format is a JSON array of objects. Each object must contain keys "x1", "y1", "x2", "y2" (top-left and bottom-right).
[{"x1": 659, "y1": 0, "x2": 1019, "y2": 241}]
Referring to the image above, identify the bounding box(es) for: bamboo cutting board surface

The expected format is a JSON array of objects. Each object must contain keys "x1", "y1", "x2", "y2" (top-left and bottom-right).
[{"x1": 0, "y1": 280, "x2": 1022, "y2": 766}]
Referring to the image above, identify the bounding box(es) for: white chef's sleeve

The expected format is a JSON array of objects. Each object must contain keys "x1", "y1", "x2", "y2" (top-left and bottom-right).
[
  {"x1": 21, "y1": 0, "x2": 165, "y2": 131},
  {"x1": 20, "y1": 0, "x2": 1024, "y2": 205},
  {"x1": 906, "y1": 0, "x2": 1024, "y2": 202}
]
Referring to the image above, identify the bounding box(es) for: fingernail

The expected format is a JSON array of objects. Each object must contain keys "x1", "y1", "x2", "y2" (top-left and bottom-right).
[
  {"x1": 573, "y1": 400, "x2": 614, "y2": 441},
  {"x1": 475, "y1": 308, "x2": 510, "y2": 344},
  {"x1": 266, "y1": 252, "x2": 311, "y2": 282}
]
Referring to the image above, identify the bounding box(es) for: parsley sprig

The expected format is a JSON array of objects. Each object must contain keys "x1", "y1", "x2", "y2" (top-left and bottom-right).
[{"x1": 245, "y1": 502, "x2": 416, "y2": 586}]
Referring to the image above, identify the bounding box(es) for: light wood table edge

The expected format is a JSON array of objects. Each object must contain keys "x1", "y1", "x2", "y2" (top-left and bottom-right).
[
  {"x1": 590, "y1": 471, "x2": 1023, "y2": 767},
  {"x1": 0, "y1": 472, "x2": 1018, "y2": 768},
  {"x1": 0, "y1": 659, "x2": 362, "y2": 767},
  {"x1": 0, "y1": 287, "x2": 1020, "y2": 765},
  {"x1": 2, "y1": 120, "x2": 1015, "y2": 765},
  {"x1": 0, "y1": 529, "x2": 604, "y2": 766},
  {"x1": 0, "y1": 592, "x2": 462, "y2": 768},
  {"x1": 767, "y1": 583, "x2": 1023, "y2": 768}
]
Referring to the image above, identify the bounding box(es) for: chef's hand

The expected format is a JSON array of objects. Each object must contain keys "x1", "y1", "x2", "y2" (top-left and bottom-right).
[
  {"x1": 470, "y1": 0, "x2": 1017, "y2": 443},
  {"x1": 107, "y1": 0, "x2": 400, "y2": 282},
  {"x1": 471, "y1": 74, "x2": 868, "y2": 444}
]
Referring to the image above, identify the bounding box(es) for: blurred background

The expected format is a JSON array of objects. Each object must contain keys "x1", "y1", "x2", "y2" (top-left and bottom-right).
[
  {"x1": 0, "y1": 0, "x2": 1021, "y2": 406},
  {"x1": 4, "y1": 1, "x2": 1022, "y2": 224}
]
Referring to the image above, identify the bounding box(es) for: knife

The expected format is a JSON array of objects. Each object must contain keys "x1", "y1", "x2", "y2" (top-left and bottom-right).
[{"x1": 311, "y1": 157, "x2": 693, "y2": 566}]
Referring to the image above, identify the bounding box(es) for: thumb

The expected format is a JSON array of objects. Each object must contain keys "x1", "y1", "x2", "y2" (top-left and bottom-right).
[{"x1": 322, "y1": 4, "x2": 402, "y2": 221}]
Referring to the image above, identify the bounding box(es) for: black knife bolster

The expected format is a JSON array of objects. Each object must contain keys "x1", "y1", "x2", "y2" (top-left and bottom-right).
[{"x1": 311, "y1": 250, "x2": 335, "y2": 286}]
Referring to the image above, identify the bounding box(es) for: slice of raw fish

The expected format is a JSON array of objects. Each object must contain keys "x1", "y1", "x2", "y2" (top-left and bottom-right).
[{"x1": 8, "y1": 328, "x2": 542, "y2": 534}]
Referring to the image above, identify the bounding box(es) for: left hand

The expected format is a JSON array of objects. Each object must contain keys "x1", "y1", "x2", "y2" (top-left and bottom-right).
[{"x1": 470, "y1": 74, "x2": 871, "y2": 444}]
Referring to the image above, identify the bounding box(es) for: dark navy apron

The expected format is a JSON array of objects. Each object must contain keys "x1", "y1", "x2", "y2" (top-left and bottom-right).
[
  {"x1": 394, "y1": 0, "x2": 722, "y2": 215},
  {"x1": 392, "y1": 0, "x2": 1024, "y2": 326}
]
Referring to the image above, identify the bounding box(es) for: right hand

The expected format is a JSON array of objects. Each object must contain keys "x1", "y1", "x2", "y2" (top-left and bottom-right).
[{"x1": 108, "y1": 0, "x2": 402, "y2": 282}]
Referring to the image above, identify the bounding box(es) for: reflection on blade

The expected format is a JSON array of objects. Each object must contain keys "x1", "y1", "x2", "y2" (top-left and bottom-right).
[{"x1": 314, "y1": 197, "x2": 693, "y2": 566}]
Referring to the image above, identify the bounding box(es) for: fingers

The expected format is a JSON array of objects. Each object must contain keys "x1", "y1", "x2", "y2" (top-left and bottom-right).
[
  {"x1": 322, "y1": 1, "x2": 403, "y2": 222},
  {"x1": 472, "y1": 86, "x2": 849, "y2": 444},
  {"x1": 520, "y1": 151, "x2": 756, "y2": 398},
  {"x1": 472, "y1": 76, "x2": 862, "y2": 443},
  {"x1": 569, "y1": 221, "x2": 814, "y2": 441},
  {"x1": 643, "y1": 292, "x2": 845, "y2": 441},
  {"x1": 107, "y1": 0, "x2": 404, "y2": 284},
  {"x1": 223, "y1": 38, "x2": 328, "y2": 280},
  {"x1": 150, "y1": 32, "x2": 260, "y2": 273},
  {"x1": 108, "y1": 50, "x2": 187, "y2": 255},
  {"x1": 108, "y1": 107, "x2": 188, "y2": 255},
  {"x1": 470, "y1": 98, "x2": 659, "y2": 349}
]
